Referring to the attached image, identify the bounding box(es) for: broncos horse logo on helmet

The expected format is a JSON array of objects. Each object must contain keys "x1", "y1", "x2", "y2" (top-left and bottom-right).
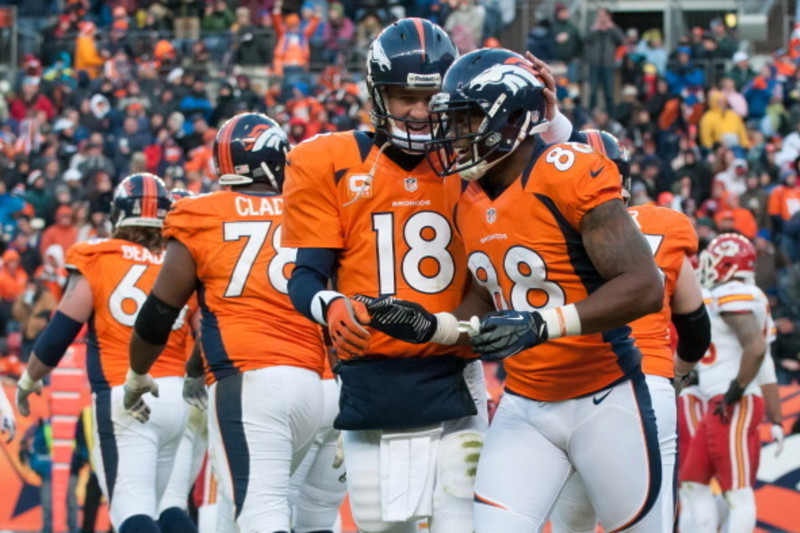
[
  {"x1": 111, "y1": 173, "x2": 172, "y2": 228},
  {"x1": 214, "y1": 113, "x2": 290, "y2": 191},
  {"x1": 426, "y1": 48, "x2": 548, "y2": 181},
  {"x1": 366, "y1": 18, "x2": 458, "y2": 152}
]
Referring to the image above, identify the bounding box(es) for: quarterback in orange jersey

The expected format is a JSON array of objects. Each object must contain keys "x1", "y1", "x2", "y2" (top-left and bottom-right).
[
  {"x1": 15, "y1": 173, "x2": 199, "y2": 533},
  {"x1": 364, "y1": 48, "x2": 664, "y2": 532},
  {"x1": 282, "y1": 19, "x2": 495, "y2": 533},
  {"x1": 549, "y1": 131, "x2": 710, "y2": 533},
  {"x1": 128, "y1": 113, "x2": 328, "y2": 533}
]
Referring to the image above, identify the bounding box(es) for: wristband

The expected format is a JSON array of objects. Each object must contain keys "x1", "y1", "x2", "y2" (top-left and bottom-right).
[
  {"x1": 310, "y1": 290, "x2": 345, "y2": 326},
  {"x1": 430, "y1": 312, "x2": 459, "y2": 345},
  {"x1": 539, "y1": 304, "x2": 581, "y2": 340},
  {"x1": 18, "y1": 369, "x2": 38, "y2": 391},
  {"x1": 539, "y1": 109, "x2": 573, "y2": 144},
  {"x1": 125, "y1": 368, "x2": 149, "y2": 389}
]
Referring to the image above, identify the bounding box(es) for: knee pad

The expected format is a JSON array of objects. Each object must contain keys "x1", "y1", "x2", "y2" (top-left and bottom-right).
[
  {"x1": 119, "y1": 514, "x2": 161, "y2": 533},
  {"x1": 437, "y1": 429, "x2": 484, "y2": 500},
  {"x1": 158, "y1": 507, "x2": 197, "y2": 533}
]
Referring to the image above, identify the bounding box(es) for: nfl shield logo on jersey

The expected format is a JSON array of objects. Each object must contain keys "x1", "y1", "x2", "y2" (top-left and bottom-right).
[
  {"x1": 404, "y1": 177, "x2": 418, "y2": 192},
  {"x1": 486, "y1": 207, "x2": 496, "y2": 224}
]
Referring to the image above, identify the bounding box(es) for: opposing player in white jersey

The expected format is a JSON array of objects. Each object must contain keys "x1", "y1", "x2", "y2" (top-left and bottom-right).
[{"x1": 680, "y1": 233, "x2": 770, "y2": 533}]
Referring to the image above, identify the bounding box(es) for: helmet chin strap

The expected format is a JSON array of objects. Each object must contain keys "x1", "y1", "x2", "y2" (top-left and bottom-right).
[{"x1": 260, "y1": 162, "x2": 280, "y2": 191}]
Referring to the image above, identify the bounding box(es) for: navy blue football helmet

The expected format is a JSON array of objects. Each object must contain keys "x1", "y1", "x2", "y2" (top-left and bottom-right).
[
  {"x1": 214, "y1": 113, "x2": 290, "y2": 191},
  {"x1": 426, "y1": 48, "x2": 548, "y2": 181},
  {"x1": 366, "y1": 18, "x2": 458, "y2": 152},
  {"x1": 581, "y1": 129, "x2": 631, "y2": 189},
  {"x1": 111, "y1": 173, "x2": 172, "y2": 228},
  {"x1": 170, "y1": 186, "x2": 194, "y2": 204}
]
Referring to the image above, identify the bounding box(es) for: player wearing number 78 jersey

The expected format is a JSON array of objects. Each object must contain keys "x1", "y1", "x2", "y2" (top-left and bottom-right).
[{"x1": 128, "y1": 113, "x2": 327, "y2": 533}]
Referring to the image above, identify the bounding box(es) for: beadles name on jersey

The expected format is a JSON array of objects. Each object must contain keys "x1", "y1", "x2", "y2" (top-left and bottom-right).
[{"x1": 66, "y1": 239, "x2": 190, "y2": 392}]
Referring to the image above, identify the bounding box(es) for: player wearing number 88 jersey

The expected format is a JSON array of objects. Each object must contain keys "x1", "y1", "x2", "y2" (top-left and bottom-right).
[
  {"x1": 419, "y1": 48, "x2": 666, "y2": 532},
  {"x1": 129, "y1": 113, "x2": 327, "y2": 533}
]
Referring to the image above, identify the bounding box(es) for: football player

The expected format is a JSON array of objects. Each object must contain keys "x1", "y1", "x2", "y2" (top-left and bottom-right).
[
  {"x1": 361, "y1": 48, "x2": 666, "y2": 531},
  {"x1": 549, "y1": 131, "x2": 710, "y2": 533},
  {"x1": 126, "y1": 113, "x2": 328, "y2": 533},
  {"x1": 680, "y1": 234, "x2": 772, "y2": 533},
  {"x1": 283, "y1": 22, "x2": 569, "y2": 532},
  {"x1": 15, "y1": 173, "x2": 198, "y2": 533}
]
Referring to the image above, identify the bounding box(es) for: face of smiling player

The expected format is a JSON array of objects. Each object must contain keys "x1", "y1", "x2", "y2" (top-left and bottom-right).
[{"x1": 383, "y1": 85, "x2": 439, "y2": 152}]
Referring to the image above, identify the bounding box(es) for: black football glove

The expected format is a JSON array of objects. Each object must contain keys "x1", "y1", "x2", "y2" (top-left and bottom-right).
[
  {"x1": 713, "y1": 379, "x2": 745, "y2": 424},
  {"x1": 353, "y1": 295, "x2": 437, "y2": 344},
  {"x1": 470, "y1": 311, "x2": 548, "y2": 361}
]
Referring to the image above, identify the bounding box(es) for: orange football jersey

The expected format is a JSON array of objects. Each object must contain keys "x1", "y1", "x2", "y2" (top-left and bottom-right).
[
  {"x1": 456, "y1": 142, "x2": 641, "y2": 401},
  {"x1": 282, "y1": 131, "x2": 471, "y2": 360},
  {"x1": 628, "y1": 205, "x2": 698, "y2": 378},
  {"x1": 66, "y1": 239, "x2": 191, "y2": 392},
  {"x1": 163, "y1": 191, "x2": 325, "y2": 383}
]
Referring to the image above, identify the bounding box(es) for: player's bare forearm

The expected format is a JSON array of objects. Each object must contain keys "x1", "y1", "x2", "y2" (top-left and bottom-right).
[
  {"x1": 129, "y1": 331, "x2": 166, "y2": 375},
  {"x1": 24, "y1": 355, "x2": 55, "y2": 382},
  {"x1": 723, "y1": 311, "x2": 766, "y2": 388},
  {"x1": 760, "y1": 382, "x2": 782, "y2": 425},
  {"x1": 186, "y1": 340, "x2": 204, "y2": 379},
  {"x1": 577, "y1": 200, "x2": 663, "y2": 333}
]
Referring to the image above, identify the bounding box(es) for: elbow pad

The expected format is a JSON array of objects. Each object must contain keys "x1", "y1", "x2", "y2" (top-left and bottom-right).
[
  {"x1": 32, "y1": 311, "x2": 85, "y2": 367},
  {"x1": 673, "y1": 303, "x2": 711, "y2": 363},
  {"x1": 134, "y1": 293, "x2": 182, "y2": 345}
]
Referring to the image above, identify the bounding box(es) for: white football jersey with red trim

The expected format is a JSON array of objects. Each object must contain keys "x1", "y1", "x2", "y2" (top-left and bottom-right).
[{"x1": 697, "y1": 281, "x2": 773, "y2": 397}]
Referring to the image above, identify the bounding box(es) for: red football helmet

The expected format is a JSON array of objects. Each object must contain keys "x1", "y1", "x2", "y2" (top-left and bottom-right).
[{"x1": 697, "y1": 233, "x2": 756, "y2": 288}]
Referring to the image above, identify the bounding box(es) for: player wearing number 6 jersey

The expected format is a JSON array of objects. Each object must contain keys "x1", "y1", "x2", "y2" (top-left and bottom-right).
[
  {"x1": 127, "y1": 113, "x2": 327, "y2": 533},
  {"x1": 15, "y1": 173, "x2": 200, "y2": 533}
]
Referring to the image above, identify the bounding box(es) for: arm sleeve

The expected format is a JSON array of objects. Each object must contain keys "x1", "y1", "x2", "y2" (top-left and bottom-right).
[
  {"x1": 288, "y1": 247, "x2": 337, "y2": 322},
  {"x1": 673, "y1": 303, "x2": 711, "y2": 363}
]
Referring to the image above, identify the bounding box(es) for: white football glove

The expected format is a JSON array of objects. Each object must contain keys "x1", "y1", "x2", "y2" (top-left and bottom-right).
[
  {"x1": 182, "y1": 376, "x2": 207, "y2": 411},
  {"x1": 123, "y1": 369, "x2": 159, "y2": 423},
  {"x1": 16, "y1": 369, "x2": 42, "y2": 417},
  {"x1": 771, "y1": 424, "x2": 784, "y2": 457}
]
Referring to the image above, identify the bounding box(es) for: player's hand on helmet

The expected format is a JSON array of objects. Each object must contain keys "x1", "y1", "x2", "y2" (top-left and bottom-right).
[
  {"x1": 524, "y1": 52, "x2": 557, "y2": 121},
  {"x1": 183, "y1": 376, "x2": 208, "y2": 411},
  {"x1": 353, "y1": 295, "x2": 437, "y2": 344},
  {"x1": 712, "y1": 379, "x2": 744, "y2": 424},
  {"x1": 470, "y1": 311, "x2": 548, "y2": 361},
  {"x1": 15, "y1": 370, "x2": 42, "y2": 417},
  {"x1": 327, "y1": 297, "x2": 371, "y2": 358},
  {"x1": 771, "y1": 423, "x2": 784, "y2": 457},
  {"x1": 123, "y1": 369, "x2": 159, "y2": 423}
]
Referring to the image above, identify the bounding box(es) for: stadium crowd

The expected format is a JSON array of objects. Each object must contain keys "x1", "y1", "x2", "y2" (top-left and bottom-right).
[{"x1": 0, "y1": 0, "x2": 799, "y2": 531}]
